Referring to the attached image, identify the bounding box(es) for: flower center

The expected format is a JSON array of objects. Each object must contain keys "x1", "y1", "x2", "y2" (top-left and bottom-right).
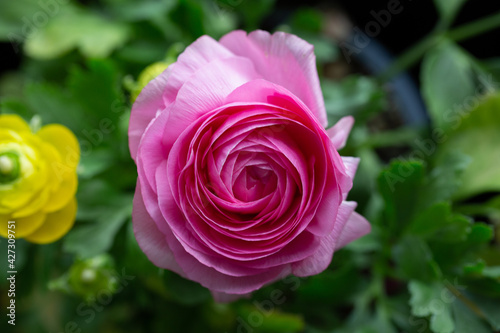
[
  {"x1": 0, "y1": 152, "x2": 21, "y2": 184},
  {"x1": 233, "y1": 164, "x2": 277, "y2": 202}
]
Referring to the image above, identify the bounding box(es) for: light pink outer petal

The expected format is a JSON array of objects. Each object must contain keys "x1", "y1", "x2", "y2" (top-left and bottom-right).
[
  {"x1": 220, "y1": 30, "x2": 328, "y2": 127},
  {"x1": 161, "y1": 35, "x2": 235, "y2": 106},
  {"x1": 129, "y1": 72, "x2": 169, "y2": 160},
  {"x1": 327, "y1": 116, "x2": 354, "y2": 150},
  {"x1": 335, "y1": 212, "x2": 371, "y2": 250},
  {"x1": 341, "y1": 156, "x2": 359, "y2": 181},
  {"x1": 292, "y1": 201, "x2": 370, "y2": 277},
  {"x1": 129, "y1": 35, "x2": 236, "y2": 160},
  {"x1": 340, "y1": 156, "x2": 359, "y2": 200},
  {"x1": 132, "y1": 180, "x2": 184, "y2": 274}
]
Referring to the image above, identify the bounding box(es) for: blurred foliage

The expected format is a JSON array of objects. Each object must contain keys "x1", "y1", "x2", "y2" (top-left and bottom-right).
[{"x1": 0, "y1": 0, "x2": 500, "y2": 332}]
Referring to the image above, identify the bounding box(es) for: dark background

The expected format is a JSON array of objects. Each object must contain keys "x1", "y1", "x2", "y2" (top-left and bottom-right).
[{"x1": 1, "y1": 0, "x2": 499, "y2": 84}]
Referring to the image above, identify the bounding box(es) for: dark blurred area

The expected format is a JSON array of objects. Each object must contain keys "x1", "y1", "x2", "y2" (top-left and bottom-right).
[
  {"x1": 272, "y1": 0, "x2": 500, "y2": 82},
  {"x1": 1, "y1": 0, "x2": 499, "y2": 83}
]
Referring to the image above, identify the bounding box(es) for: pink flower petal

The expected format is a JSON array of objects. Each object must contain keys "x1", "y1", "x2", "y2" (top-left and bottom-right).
[
  {"x1": 292, "y1": 201, "x2": 357, "y2": 277},
  {"x1": 335, "y1": 211, "x2": 371, "y2": 250},
  {"x1": 162, "y1": 35, "x2": 235, "y2": 106},
  {"x1": 327, "y1": 116, "x2": 354, "y2": 150},
  {"x1": 220, "y1": 30, "x2": 327, "y2": 127},
  {"x1": 132, "y1": 180, "x2": 184, "y2": 274},
  {"x1": 129, "y1": 73, "x2": 169, "y2": 160},
  {"x1": 340, "y1": 156, "x2": 359, "y2": 200},
  {"x1": 162, "y1": 56, "x2": 261, "y2": 150}
]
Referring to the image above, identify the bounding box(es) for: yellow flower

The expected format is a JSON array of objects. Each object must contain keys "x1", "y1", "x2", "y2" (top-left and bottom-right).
[
  {"x1": 130, "y1": 61, "x2": 171, "y2": 103},
  {"x1": 0, "y1": 114, "x2": 80, "y2": 244}
]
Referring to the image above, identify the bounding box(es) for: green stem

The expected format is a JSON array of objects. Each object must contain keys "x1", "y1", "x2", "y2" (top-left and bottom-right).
[
  {"x1": 378, "y1": 34, "x2": 441, "y2": 83},
  {"x1": 447, "y1": 11, "x2": 500, "y2": 42},
  {"x1": 379, "y1": 10, "x2": 500, "y2": 82}
]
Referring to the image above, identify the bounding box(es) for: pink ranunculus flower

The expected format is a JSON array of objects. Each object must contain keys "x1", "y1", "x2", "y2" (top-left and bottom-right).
[{"x1": 129, "y1": 30, "x2": 371, "y2": 301}]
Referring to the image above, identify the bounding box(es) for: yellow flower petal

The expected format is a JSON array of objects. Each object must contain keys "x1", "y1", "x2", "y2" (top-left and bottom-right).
[
  {"x1": 25, "y1": 198, "x2": 77, "y2": 244},
  {"x1": 37, "y1": 124, "x2": 80, "y2": 170},
  {"x1": 0, "y1": 114, "x2": 31, "y2": 133},
  {"x1": 11, "y1": 188, "x2": 51, "y2": 218},
  {"x1": 0, "y1": 141, "x2": 48, "y2": 214},
  {"x1": 0, "y1": 212, "x2": 46, "y2": 238},
  {"x1": 44, "y1": 173, "x2": 78, "y2": 213}
]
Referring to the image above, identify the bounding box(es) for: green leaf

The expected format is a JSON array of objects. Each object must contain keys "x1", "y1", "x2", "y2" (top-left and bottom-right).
[
  {"x1": 323, "y1": 76, "x2": 386, "y2": 125},
  {"x1": 68, "y1": 60, "x2": 123, "y2": 122},
  {"x1": 296, "y1": 263, "x2": 364, "y2": 305},
  {"x1": 422, "y1": 151, "x2": 471, "y2": 207},
  {"x1": 436, "y1": 93, "x2": 500, "y2": 199},
  {"x1": 163, "y1": 271, "x2": 210, "y2": 306},
  {"x1": 0, "y1": 98, "x2": 33, "y2": 120},
  {"x1": 63, "y1": 194, "x2": 133, "y2": 258},
  {"x1": 108, "y1": 0, "x2": 176, "y2": 22},
  {"x1": 408, "y1": 202, "x2": 471, "y2": 243},
  {"x1": 408, "y1": 280, "x2": 455, "y2": 333},
  {"x1": 421, "y1": 41, "x2": 479, "y2": 131},
  {"x1": 218, "y1": 0, "x2": 276, "y2": 31},
  {"x1": 458, "y1": 195, "x2": 500, "y2": 221},
  {"x1": 467, "y1": 223, "x2": 494, "y2": 243},
  {"x1": 236, "y1": 304, "x2": 305, "y2": 333},
  {"x1": 482, "y1": 266, "x2": 500, "y2": 279},
  {"x1": 290, "y1": 7, "x2": 323, "y2": 33},
  {"x1": 0, "y1": 0, "x2": 42, "y2": 40},
  {"x1": 77, "y1": 148, "x2": 115, "y2": 179},
  {"x1": 433, "y1": 0, "x2": 468, "y2": 25},
  {"x1": 465, "y1": 292, "x2": 500, "y2": 330},
  {"x1": 23, "y1": 82, "x2": 90, "y2": 134},
  {"x1": 452, "y1": 300, "x2": 491, "y2": 333},
  {"x1": 378, "y1": 161, "x2": 425, "y2": 232},
  {"x1": 393, "y1": 236, "x2": 441, "y2": 282},
  {"x1": 24, "y1": 6, "x2": 129, "y2": 59}
]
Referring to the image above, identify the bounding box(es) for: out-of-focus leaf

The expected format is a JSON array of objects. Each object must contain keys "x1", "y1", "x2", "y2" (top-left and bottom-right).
[
  {"x1": 290, "y1": 8, "x2": 323, "y2": 33},
  {"x1": 202, "y1": 1, "x2": 237, "y2": 39},
  {"x1": 452, "y1": 300, "x2": 491, "y2": 333},
  {"x1": 296, "y1": 263, "x2": 363, "y2": 305},
  {"x1": 436, "y1": 93, "x2": 500, "y2": 199},
  {"x1": 23, "y1": 82, "x2": 90, "y2": 134},
  {"x1": 63, "y1": 194, "x2": 132, "y2": 258},
  {"x1": 236, "y1": 304, "x2": 305, "y2": 333},
  {"x1": 458, "y1": 195, "x2": 500, "y2": 221},
  {"x1": 163, "y1": 271, "x2": 211, "y2": 306},
  {"x1": 77, "y1": 148, "x2": 115, "y2": 179},
  {"x1": 408, "y1": 202, "x2": 471, "y2": 242},
  {"x1": 484, "y1": 57, "x2": 500, "y2": 82},
  {"x1": 324, "y1": 76, "x2": 386, "y2": 125},
  {"x1": 421, "y1": 41, "x2": 478, "y2": 131},
  {"x1": 393, "y1": 236, "x2": 441, "y2": 282},
  {"x1": 0, "y1": 98, "x2": 33, "y2": 120},
  {"x1": 409, "y1": 280, "x2": 454, "y2": 333},
  {"x1": 108, "y1": 0, "x2": 176, "y2": 21},
  {"x1": 217, "y1": 0, "x2": 275, "y2": 30},
  {"x1": 422, "y1": 151, "x2": 471, "y2": 207},
  {"x1": 68, "y1": 60, "x2": 123, "y2": 123},
  {"x1": 24, "y1": 6, "x2": 129, "y2": 59},
  {"x1": 0, "y1": 0, "x2": 42, "y2": 40},
  {"x1": 467, "y1": 223, "x2": 494, "y2": 243},
  {"x1": 433, "y1": 0, "x2": 468, "y2": 24},
  {"x1": 378, "y1": 161, "x2": 425, "y2": 232},
  {"x1": 465, "y1": 292, "x2": 500, "y2": 330}
]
